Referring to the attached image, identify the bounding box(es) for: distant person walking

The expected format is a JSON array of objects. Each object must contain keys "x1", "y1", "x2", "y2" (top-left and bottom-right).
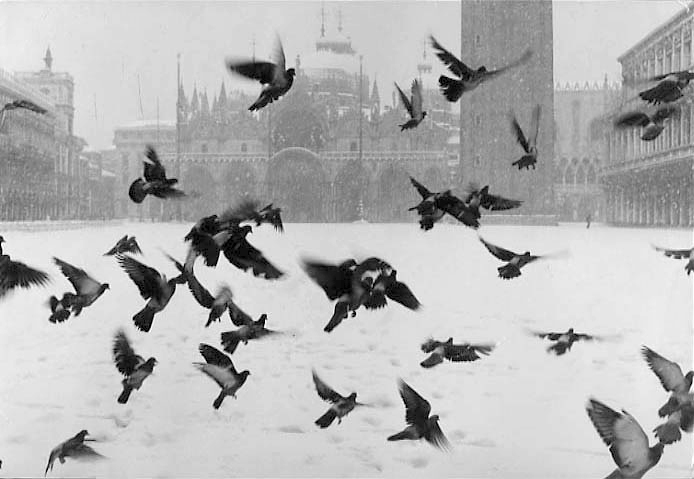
[{"x1": 586, "y1": 214, "x2": 591, "y2": 229}]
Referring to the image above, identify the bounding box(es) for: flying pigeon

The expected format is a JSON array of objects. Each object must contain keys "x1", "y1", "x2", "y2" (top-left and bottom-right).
[
  {"x1": 220, "y1": 313, "x2": 277, "y2": 354},
  {"x1": 128, "y1": 145, "x2": 186, "y2": 204},
  {"x1": 194, "y1": 343, "x2": 250, "y2": 409},
  {"x1": 356, "y1": 259, "x2": 421, "y2": 312},
  {"x1": 641, "y1": 346, "x2": 693, "y2": 419},
  {"x1": 45, "y1": 430, "x2": 104, "y2": 477},
  {"x1": 52, "y1": 258, "x2": 109, "y2": 316},
  {"x1": 430, "y1": 35, "x2": 532, "y2": 102},
  {"x1": 652, "y1": 245, "x2": 694, "y2": 275},
  {"x1": 117, "y1": 254, "x2": 187, "y2": 332},
  {"x1": 637, "y1": 70, "x2": 694, "y2": 105},
  {"x1": 226, "y1": 35, "x2": 296, "y2": 111},
  {"x1": 302, "y1": 258, "x2": 360, "y2": 332},
  {"x1": 0, "y1": 235, "x2": 50, "y2": 299},
  {"x1": 395, "y1": 79, "x2": 427, "y2": 131},
  {"x1": 388, "y1": 379, "x2": 450, "y2": 451},
  {"x1": 531, "y1": 328, "x2": 598, "y2": 355},
  {"x1": 47, "y1": 293, "x2": 76, "y2": 323},
  {"x1": 478, "y1": 236, "x2": 546, "y2": 279},
  {"x1": 104, "y1": 235, "x2": 142, "y2": 256},
  {"x1": 221, "y1": 225, "x2": 284, "y2": 279},
  {"x1": 464, "y1": 184, "x2": 523, "y2": 219},
  {"x1": 223, "y1": 198, "x2": 284, "y2": 233},
  {"x1": 510, "y1": 104, "x2": 541, "y2": 170},
  {"x1": 585, "y1": 398, "x2": 664, "y2": 479},
  {"x1": 312, "y1": 370, "x2": 366, "y2": 428},
  {"x1": 0, "y1": 99, "x2": 48, "y2": 131},
  {"x1": 653, "y1": 399, "x2": 694, "y2": 445},
  {"x1": 184, "y1": 264, "x2": 247, "y2": 327},
  {"x1": 420, "y1": 337, "x2": 494, "y2": 368},
  {"x1": 408, "y1": 177, "x2": 480, "y2": 230},
  {"x1": 112, "y1": 329, "x2": 157, "y2": 404},
  {"x1": 615, "y1": 106, "x2": 679, "y2": 141}
]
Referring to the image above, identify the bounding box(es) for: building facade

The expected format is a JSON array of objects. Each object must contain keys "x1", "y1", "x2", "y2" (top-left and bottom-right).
[{"x1": 600, "y1": 4, "x2": 694, "y2": 227}]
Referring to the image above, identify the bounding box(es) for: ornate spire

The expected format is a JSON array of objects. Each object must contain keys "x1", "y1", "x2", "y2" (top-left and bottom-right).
[
  {"x1": 43, "y1": 46, "x2": 53, "y2": 71},
  {"x1": 337, "y1": 8, "x2": 343, "y2": 33},
  {"x1": 320, "y1": 2, "x2": 326, "y2": 37}
]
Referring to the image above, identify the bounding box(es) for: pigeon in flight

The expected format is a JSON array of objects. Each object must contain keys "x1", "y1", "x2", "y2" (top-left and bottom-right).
[
  {"x1": 117, "y1": 254, "x2": 187, "y2": 332},
  {"x1": 637, "y1": 70, "x2": 694, "y2": 105},
  {"x1": 112, "y1": 329, "x2": 157, "y2": 404},
  {"x1": 0, "y1": 236, "x2": 50, "y2": 299},
  {"x1": 388, "y1": 379, "x2": 450, "y2": 451},
  {"x1": 302, "y1": 258, "x2": 360, "y2": 332},
  {"x1": 194, "y1": 343, "x2": 251, "y2": 409},
  {"x1": 52, "y1": 258, "x2": 109, "y2": 316},
  {"x1": 652, "y1": 244, "x2": 694, "y2": 275},
  {"x1": 312, "y1": 370, "x2": 366, "y2": 428},
  {"x1": 510, "y1": 105, "x2": 541, "y2": 170},
  {"x1": 185, "y1": 265, "x2": 246, "y2": 327},
  {"x1": 395, "y1": 79, "x2": 427, "y2": 131},
  {"x1": 221, "y1": 225, "x2": 284, "y2": 279},
  {"x1": 531, "y1": 328, "x2": 598, "y2": 355},
  {"x1": 464, "y1": 183, "x2": 523, "y2": 219},
  {"x1": 585, "y1": 398, "x2": 664, "y2": 479},
  {"x1": 224, "y1": 199, "x2": 284, "y2": 233},
  {"x1": 220, "y1": 313, "x2": 277, "y2": 354},
  {"x1": 420, "y1": 337, "x2": 494, "y2": 368},
  {"x1": 0, "y1": 99, "x2": 48, "y2": 131},
  {"x1": 104, "y1": 235, "x2": 142, "y2": 256},
  {"x1": 478, "y1": 236, "x2": 554, "y2": 279},
  {"x1": 614, "y1": 106, "x2": 678, "y2": 141},
  {"x1": 128, "y1": 145, "x2": 186, "y2": 204},
  {"x1": 408, "y1": 177, "x2": 480, "y2": 230},
  {"x1": 45, "y1": 429, "x2": 104, "y2": 477},
  {"x1": 430, "y1": 35, "x2": 532, "y2": 102},
  {"x1": 226, "y1": 35, "x2": 296, "y2": 111},
  {"x1": 653, "y1": 398, "x2": 694, "y2": 445},
  {"x1": 47, "y1": 293, "x2": 76, "y2": 323},
  {"x1": 355, "y1": 259, "x2": 421, "y2": 312},
  {"x1": 641, "y1": 346, "x2": 693, "y2": 418}
]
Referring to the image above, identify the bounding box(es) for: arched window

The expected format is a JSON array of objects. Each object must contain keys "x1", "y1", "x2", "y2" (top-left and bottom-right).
[
  {"x1": 201, "y1": 143, "x2": 208, "y2": 153},
  {"x1": 350, "y1": 141, "x2": 357, "y2": 152},
  {"x1": 241, "y1": 143, "x2": 248, "y2": 152}
]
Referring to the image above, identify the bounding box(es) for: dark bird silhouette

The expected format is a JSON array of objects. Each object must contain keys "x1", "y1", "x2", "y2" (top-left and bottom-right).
[
  {"x1": 420, "y1": 337, "x2": 494, "y2": 368},
  {"x1": 478, "y1": 236, "x2": 546, "y2": 279},
  {"x1": 117, "y1": 254, "x2": 187, "y2": 332},
  {"x1": 302, "y1": 258, "x2": 359, "y2": 332},
  {"x1": 104, "y1": 235, "x2": 142, "y2": 256},
  {"x1": 312, "y1": 370, "x2": 366, "y2": 428},
  {"x1": 614, "y1": 106, "x2": 678, "y2": 141},
  {"x1": 45, "y1": 430, "x2": 103, "y2": 477},
  {"x1": 0, "y1": 236, "x2": 50, "y2": 299},
  {"x1": 408, "y1": 177, "x2": 480, "y2": 230},
  {"x1": 388, "y1": 379, "x2": 450, "y2": 451},
  {"x1": 0, "y1": 99, "x2": 48, "y2": 131},
  {"x1": 128, "y1": 145, "x2": 186, "y2": 204},
  {"x1": 464, "y1": 184, "x2": 523, "y2": 219},
  {"x1": 510, "y1": 104, "x2": 541, "y2": 170},
  {"x1": 52, "y1": 258, "x2": 109, "y2": 316},
  {"x1": 112, "y1": 329, "x2": 157, "y2": 404},
  {"x1": 652, "y1": 244, "x2": 694, "y2": 275},
  {"x1": 532, "y1": 328, "x2": 598, "y2": 355},
  {"x1": 641, "y1": 346, "x2": 693, "y2": 419},
  {"x1": 225, "y1": 198, "x2": 284, "y2": 232},
  {"x1": 395, "y1": 79, "x2": 427, "y2": 130},
  {"x1": 430, "y1": 35, "x2": 532, "y2": 102},
  {"x1": 357, "y1": 259, "x2": 421, "y2": 312},
  {"x1": 184, "y1": 214, "x2": 235, "y2": 269},
  {"x1": 221, "y1": 225, "x2": 284, "y2": 279},
  {"x1": 194, "y1": 343, "x2": 250, "y2": 409},
  {"x1": 638, "y1": 70, "x2": 694, "y2": 105},
  {"x1": 585, "y1": 398, "x2": 664, "y2": 479},
  {"x1": 185, "y1": 265, "x2": 248, "y2": 327},
  {"x1": 653, "y1": 396, "x2": 694, "y2": 445},
  {"x1": 220, "y1": 313, "x2": 277, "y2": 354},
  {"x1": 47, "y1": 293, "x2": 76, "y2": 323},
  {"x1": 226, "y1": 35, "x2": 295, "y2": 111}
]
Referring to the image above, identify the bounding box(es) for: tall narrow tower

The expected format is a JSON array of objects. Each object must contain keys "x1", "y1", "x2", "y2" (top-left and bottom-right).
[{"x1": 459, "y1": 0, "x2": 554, "y2": 213}]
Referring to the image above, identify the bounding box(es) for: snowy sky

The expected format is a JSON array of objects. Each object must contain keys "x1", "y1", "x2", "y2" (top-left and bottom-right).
[{"x1": 0, "y1": 1, "x2": 685, "y2": 150}]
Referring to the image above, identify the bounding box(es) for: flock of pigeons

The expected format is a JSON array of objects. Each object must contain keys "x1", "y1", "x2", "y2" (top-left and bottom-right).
[{"x1": 0, "y1": 34, "x2": 692, "y2": 479}]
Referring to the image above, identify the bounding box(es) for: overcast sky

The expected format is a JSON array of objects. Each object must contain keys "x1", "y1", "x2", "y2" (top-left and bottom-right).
[{"x1": 0, "y1": 1, "x2": 685, "y2": 150}]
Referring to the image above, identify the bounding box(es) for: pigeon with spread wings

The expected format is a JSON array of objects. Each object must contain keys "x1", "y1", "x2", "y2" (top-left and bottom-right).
[
  {"x1": 430, "y1": 35, "x2": 532, "y2": 103},
  {"x1": 52, "y1": 258, "x2": 109, "y2": 316},
  {"x1": 585, "y1": 398, "x2": 664, "y2": 479},
  {"x1": 128, "y1": 145, "x2": 186, "y2": 204},
  {"x1": 226, "y1": 35, "x2": 295, "y2": 111},
  {"x1": 357, "y1": 259, "x2": 421, "y2": 312},
  {"x1": 45, "y1": 430, "x2": 104, "y2": 477},
  {"x1": 312, "y1": 370, "x2": 367, "y2": 428},
  {"x1": 184, "y1": 264, "x2": 248, "y2": 327},
  {"x1": 464, "y1": 184, "x2": 523, "y2": 219},
  {"x1": 220, "y1": 313, "x2": 277, "y2": 354},
  {"x1": 0, "y1": 236, "x2": 50, "y2": 299},
  {"x1": 408, "y1": 177, "x2": 480, "y2": 230},
  {"x1": 652, "y1": 244, "x2": 694, "y2": 275},
  {"x1": 221, "y1": 225, "x2": 284, "y2": 279},
  {"x1": 104, "y1": 235, "x2": 142, "y2": 256},
  {"x1": 531, "y1": 328, "x2": 599, "y2": 355},
  {"x1": 388, "y1": 379, "x2": 450, "y2": 451},
  {"x1": 112, "y1": 329, "x2": 157, "y2": 404},
  {"x1": 420, "y1": 337, "x2": 494, "y2": 368},
  {"x1": 641, "y1": 346, "x2": 693, "y2": 420},
  {"x1": 615, "y1": 106, "x2": 678, "y2": 141},
  {"x1": 223, "y1": 198, "x2": 284, "y2": 233},
  {"x1": 395, "y1": 79, "x2": 426, "y2": 131},
  {"x1": 510, "y1": 105, "x2": 541, "y2": 170},
  {"x1": 637, "y1": 70, "x2": 694, "y2": 105},
  {"x1": 478, "y1": 236, "x2": 546, "y2": 279},
  {"x1": 194, "y1": 343, "x2": 250, "y2": 409},
  {"x1": 302, "y1": 258, "x2": 360, "y2": 332}
]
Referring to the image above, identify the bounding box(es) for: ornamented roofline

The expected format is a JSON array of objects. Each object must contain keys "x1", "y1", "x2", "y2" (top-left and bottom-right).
[{"x1": 554, "y1": 81, "x2": 621, "y2": 92}]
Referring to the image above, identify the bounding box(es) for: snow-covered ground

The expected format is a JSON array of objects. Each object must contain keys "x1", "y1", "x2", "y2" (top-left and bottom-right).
[{"x1": 0, "y1": 222, "x2": 692, "y2": 478}]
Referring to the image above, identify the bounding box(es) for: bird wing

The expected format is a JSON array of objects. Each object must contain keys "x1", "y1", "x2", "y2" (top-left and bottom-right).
[
  {"x1": 113, "y1": 329, "x2": 142, "y2": 376},
  {"x1": 143, "y1": 145, "x2": 168, "y2": 182},
  {"x1": 641, "y1": 346, "x2": 686, "y2": 392},
  {"x1": 420, "y1": 352, "x2": 444, "y2": 368},
  {"x1": 652, "y1": 245, "x2": 693, "y2": 260},
  {"x1": 478, "y1": 237, "x2": 518, "y2": 262},
  {"x1": 448, "y1": 343, "x2": 494, "y2": 361},
  {"x1": 614, "y1": 111, "x2": 651, "y2": 128},
  {"x1": 195, "y1": 363, "x2": 238, "y2": 389},
  {"x1": 185, "y1": 268, "x2": 214, "y2": 309},
  {"x1": 398, "y1": 379, "x2": 431, "y2": 428},
  {"x1": 259, "y1": 204, "x2": 284, "y2": 232},
  {"x1": 126, "y1": 237, "x2": 143, "y2": 255},
  {"x1": 312, "y1": 370, "x2": 343, "y2": 404},
  {"x1": 271, "y1": 34, "x2": 287, "y2": 73},
  {"x1": 385, "y1": 280, "x2": 421, "y2": 310},
  {"x1": 479, "y1": 190, "x2": 523, "y2": 211},
  {"x1": 222, "y1": 236, "x2": 284, "y2": 279},
  {"x1": 116, "y1": 254, "x2": 163, "y2": 301},
  {"x1": 302, "y1": 259, "x2": 353, "y2": 300},
  {"x1": 427, "y1": 421, "x2": 451, "y2": 451},
  {"x1": 69, "y1": 443, "x2": 104, "y2": 461},
  {"x1": 394, "y1": 82, "x2": 414, "y2": 117},
  {"x1": 529, "y1": 104, "x2": 541, "y2": 147},
  {"x1": 228, "y1": 300, "x2": 254, "y2": 327},
  {"x1": 430, "y1": 35, "x2": 473, "y2": 79},
  {"x1": 53, "y1": 257, "x2": 101, "y2": 296},
  {"x1": 226, "y1": 60, "x2": 277, "y2": 85},
  {"x1": 411, "y1": 79, "x2": 424, "y2": 119},
  {"x1": 104, "y1": 235, "x2": 128, "y2": 256},
  {"x1": 409, "y1": 176, "x2": 432, "y2": 199},
  {"x1": 421, "y1": 338, "x2": 440, "y2": 353},
  {"x1": 0, "y1": 260, "x2": 50, "y2": 292},
  {"x1": 221, "y1": 198, "x2": 260, "y2": 225},
  {"x1": 535, "y1": 331, "x2": 561, "y2": 340},
  {"x1": 483, "y1": 49, "x2": 533, "y2": 81},
  {"x1": 509, "y1": 112, "x2": 530, "y2": 153},
  {"x1": 651, "y1": 105, "x2": 678, "y2": 124},
  {"x1": 198, "y1": 343, "x2": 234, "y2": 370}
]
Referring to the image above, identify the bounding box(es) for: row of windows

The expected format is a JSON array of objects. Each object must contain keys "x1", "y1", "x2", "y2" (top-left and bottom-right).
[{"x1": 623, "y1": 31, "x2": 692, "y2": 83}]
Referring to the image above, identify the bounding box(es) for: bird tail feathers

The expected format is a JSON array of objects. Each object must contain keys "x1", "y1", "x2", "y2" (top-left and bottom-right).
[
  {"x1": 315, "y1": 409, "x2": 337, "y2": 428},
  {"x1": 220, "y1": 331, "x2": 242, "y2": 354},
  {"x1": 118, "y1": 385, "x2": 133, "y2": 404},
  {"x1": 654, "y1": 421, "x2": 682, "y2": 445},
  {"x1": 213, "y1": 391, "x2": 226, "y2": 409},
  {"x1": 438, "y1": 75, "x2": 463, "y2": 102},
  {"x1": 133, "y1": 306, "x2": 156, "y2": 332}
]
